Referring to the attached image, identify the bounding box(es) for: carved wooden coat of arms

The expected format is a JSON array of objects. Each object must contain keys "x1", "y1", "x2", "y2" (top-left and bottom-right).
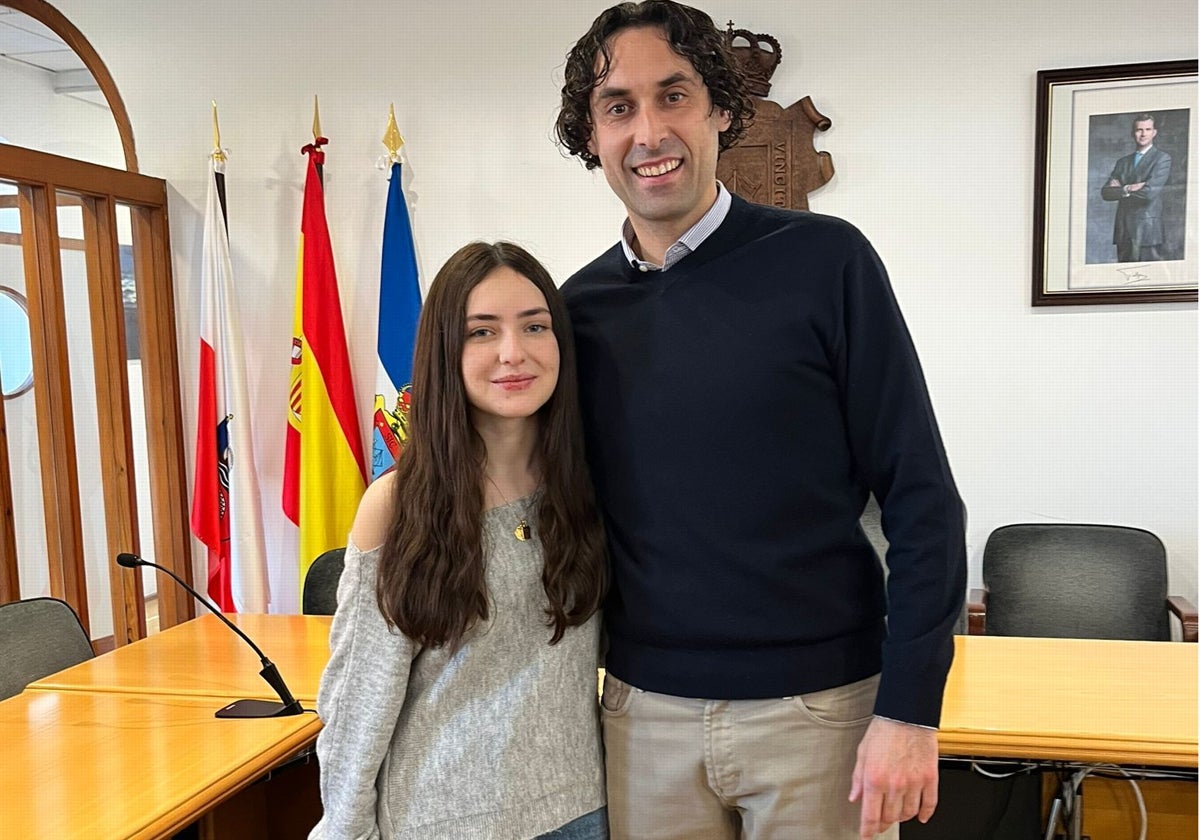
[{"x1": 716, "y1": 24, "x2": 833, "y2": 211}]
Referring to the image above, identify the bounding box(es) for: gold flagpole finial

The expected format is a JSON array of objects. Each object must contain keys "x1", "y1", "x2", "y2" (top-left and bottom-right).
[
  {"x1": 211, "y1": 101, "x2": 227, "y2": 164},
  {"x1": 312, "y1": 95, "x2": 322, "y2": 140},
  {"x1": 382, "y1": 103, "x2": 405, "y2": 163}
]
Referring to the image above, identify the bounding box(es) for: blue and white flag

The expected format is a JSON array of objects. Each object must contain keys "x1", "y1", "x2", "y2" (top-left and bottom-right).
[{"x1": 370, "y1": 160, "x2": 421, "y2": 480}]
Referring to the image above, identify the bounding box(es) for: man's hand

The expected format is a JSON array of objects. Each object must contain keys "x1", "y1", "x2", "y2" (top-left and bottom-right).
[
  {"x1": 1127, "y1": 182, "x2": 1146, "y2": 192},
  {"x1": 848, "y1": 717, "x2": 939, "y2": 839}
]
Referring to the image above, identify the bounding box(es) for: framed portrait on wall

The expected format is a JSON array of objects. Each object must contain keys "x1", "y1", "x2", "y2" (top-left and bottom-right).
[{"x1": 1032, "y1": 60, "x2": 1197, "y2": 306}]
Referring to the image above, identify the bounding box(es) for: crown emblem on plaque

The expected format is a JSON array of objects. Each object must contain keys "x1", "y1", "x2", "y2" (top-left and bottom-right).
[{"x1": 723, "y1": 21, "x2": 782, "y2": 97}]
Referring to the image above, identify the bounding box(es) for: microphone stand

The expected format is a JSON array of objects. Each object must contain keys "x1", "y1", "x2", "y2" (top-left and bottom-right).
[{"x1": 116, "y1": 553, "x2": 304, "y2": 718}]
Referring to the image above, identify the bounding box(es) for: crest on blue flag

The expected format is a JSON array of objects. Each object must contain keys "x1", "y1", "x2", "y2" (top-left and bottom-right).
[{"x1": 372, "y1": 386, "x2": 412, "y2": 477}]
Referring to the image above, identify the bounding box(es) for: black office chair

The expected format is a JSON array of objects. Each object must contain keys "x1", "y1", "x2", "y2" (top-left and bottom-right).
[
  {"x1": 931, "y1": 523, "x2": 1198, "y2": 840},
  {"x1": 0, "y1": 597, "x2": 95, "y2": 700},
  {"x1": 967, "y1": 523, "x2": 1197, "y2": 642},
  {"x1": 302, "y1": 547, "x2": 346, "y2": 615}
]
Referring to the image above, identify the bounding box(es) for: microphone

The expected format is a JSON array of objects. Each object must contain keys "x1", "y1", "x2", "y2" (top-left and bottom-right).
[{"x1": 116, "y1": 552, "x2": 303, "y2": 719}]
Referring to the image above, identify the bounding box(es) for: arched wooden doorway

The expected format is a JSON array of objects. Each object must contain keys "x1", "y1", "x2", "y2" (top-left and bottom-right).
[{"x1": 0, "y1": 0, "x2": 193, "y2": 648}]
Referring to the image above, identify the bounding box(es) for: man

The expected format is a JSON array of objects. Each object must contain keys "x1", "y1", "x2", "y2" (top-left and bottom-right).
[
  {"x1": 1101, "y1": 113, "x2": 1172, "y2": 262},
  {"x1": 554, "y1": 3, "x2": 966, "y2": 839}
]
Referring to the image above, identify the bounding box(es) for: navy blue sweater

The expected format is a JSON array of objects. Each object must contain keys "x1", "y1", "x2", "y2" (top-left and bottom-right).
[{"x1": 562, "y1": 195, "x2": 966, "y2": 727}]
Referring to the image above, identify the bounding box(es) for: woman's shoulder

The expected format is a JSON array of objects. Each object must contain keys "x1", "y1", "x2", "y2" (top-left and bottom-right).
[{"x1": 350, "y1": 470, "x2": 397, "y2": 552}]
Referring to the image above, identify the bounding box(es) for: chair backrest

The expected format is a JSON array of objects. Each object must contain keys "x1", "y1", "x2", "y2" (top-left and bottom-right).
[
  {"x1": 0, "y1": 597, "x2": 95, "y2": 700},
  {"x1": 983, "y1": 523, "x2": 1170, "y2": 641},
  {"x1": 303, "y1": 547, "x2": 346, "y2": 615}
]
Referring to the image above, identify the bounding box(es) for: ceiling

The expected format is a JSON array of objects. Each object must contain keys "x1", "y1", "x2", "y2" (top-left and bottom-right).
[{"x1": 0, "y1": 7, "x2": 106, "y2": 108}]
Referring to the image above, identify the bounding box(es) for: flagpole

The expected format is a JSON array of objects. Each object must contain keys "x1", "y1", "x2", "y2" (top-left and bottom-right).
[
  {"x1": 311, "y1": 95, "x2": 325, "y2": 183},
  {"x1": 211, "y1": 101, "x2": 226, "y2": 164},
  {"x1": 382, "y1": 102, "x2": 404, "y2": 163},
  {"x1": 211, "y1": 101, "x2": 228, "y2": 231}
]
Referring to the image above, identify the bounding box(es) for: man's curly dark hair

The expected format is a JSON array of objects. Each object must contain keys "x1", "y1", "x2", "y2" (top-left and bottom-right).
[{"x1": 555, "y1": 1, "x2": 754, "y2": 170}]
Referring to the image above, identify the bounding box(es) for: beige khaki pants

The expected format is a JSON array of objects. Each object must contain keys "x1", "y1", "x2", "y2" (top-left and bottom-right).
[{"x1": 601, "y1": 673, "x2": 899, "y2": 840}]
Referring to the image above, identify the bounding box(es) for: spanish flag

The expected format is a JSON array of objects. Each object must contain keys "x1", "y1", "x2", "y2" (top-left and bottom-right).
[{"x1": 282, "y1": 139, "x2": 367, "y2": 588}]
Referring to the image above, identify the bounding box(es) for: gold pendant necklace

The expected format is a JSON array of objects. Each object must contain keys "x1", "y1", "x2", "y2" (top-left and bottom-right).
[{"x1": 485, "y1": 474, "x2": 534, "y2": 541}]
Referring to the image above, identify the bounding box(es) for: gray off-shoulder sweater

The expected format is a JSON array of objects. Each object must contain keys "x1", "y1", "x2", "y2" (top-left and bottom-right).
[{"x1": 310, "y1": 499, "x2": 604, "y2": 840}]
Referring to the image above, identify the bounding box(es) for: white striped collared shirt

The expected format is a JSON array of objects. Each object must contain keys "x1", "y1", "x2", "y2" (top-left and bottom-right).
[{"x1": 620, "y1": 181, "x2": 731, "y2": 272}]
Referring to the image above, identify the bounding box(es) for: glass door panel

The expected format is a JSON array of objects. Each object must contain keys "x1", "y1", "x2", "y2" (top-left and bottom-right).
[
  {"x1": 115, "y1": 202, "x2": 159, "y2": 632},
  {"x1": 0, "y1": 179, "x2": 49, "y2": 601},
  {"x1": 56, "y1": 191, "x2": 113, "y2": 641}
]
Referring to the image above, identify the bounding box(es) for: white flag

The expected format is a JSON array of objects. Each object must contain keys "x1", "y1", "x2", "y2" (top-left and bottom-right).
[{"x1": 190, "y1": 156, "x2": 269, "y2": 612}]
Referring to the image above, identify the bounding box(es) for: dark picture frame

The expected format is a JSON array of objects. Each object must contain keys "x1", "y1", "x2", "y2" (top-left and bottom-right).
[{"x1": 1032, "y1": 60, "x2": 1197, "y2": 306}]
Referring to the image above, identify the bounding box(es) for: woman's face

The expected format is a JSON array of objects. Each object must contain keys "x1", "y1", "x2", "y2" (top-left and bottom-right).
[{"x1": 460, "y1": 266, "x2": 560, "y2": 425}]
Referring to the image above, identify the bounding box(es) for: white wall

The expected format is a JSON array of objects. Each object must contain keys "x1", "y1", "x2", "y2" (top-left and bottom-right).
[
  {"x1": 49, "y1": 0, "x2": 1196, "y2": 614},
  {"x1": 0, "y1": 53, "x2": 123, "y2": 167}
]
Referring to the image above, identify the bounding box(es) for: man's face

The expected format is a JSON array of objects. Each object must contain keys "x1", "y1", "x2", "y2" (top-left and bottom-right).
[
  {"x1": 586, "y1": 25, "x2": 731, "y2": 236},
  {"x1": 1133, "y1": 119, "x2": 1157, "y2": 151}
]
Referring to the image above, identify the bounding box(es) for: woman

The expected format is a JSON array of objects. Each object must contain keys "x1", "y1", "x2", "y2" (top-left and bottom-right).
[{"x1": 311, "y1": 242, "x2": 608, "y2": 840}]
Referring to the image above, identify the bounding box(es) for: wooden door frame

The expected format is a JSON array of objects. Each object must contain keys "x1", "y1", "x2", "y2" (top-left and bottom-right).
[{"x1": 0, "y1": 144, "x2": 193, "y2": 643}]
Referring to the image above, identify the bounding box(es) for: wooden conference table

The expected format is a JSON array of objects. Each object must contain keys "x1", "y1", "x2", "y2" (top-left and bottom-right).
[
  {"x1": 29, "y1": 615, "x2": 1197, "y2": 768},
  {"x1": 7, "y1": 613, "x2": 332, "y2": 840},
  {"x1": 939, "y1": 634, "x2": 1197, "y2": 767},
  {"x1": 30, "y1": 613, "x2": 333, "y2": 703},
  {"x1": 5, "y1": 614, "x2": 1196, "y2": 839},
  {"x1": 2, "y1": 688, "x2": 321, "y2": 839}
]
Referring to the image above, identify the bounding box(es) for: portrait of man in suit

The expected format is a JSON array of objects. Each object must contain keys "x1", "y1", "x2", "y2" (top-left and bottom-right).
[{"x1": 1099, "y1": 113, "x2": 1172, "y2": 262}]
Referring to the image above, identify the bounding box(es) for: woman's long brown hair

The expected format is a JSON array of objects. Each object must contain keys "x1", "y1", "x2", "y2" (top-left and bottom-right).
[{"x1": 376, "y1": 241, "x2": 607, "y2": 649}]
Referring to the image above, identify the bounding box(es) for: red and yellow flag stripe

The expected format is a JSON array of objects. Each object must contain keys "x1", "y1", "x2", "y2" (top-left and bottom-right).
[{"x1": 282, "y1": 145, "x2": 367, "y2": 586}]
